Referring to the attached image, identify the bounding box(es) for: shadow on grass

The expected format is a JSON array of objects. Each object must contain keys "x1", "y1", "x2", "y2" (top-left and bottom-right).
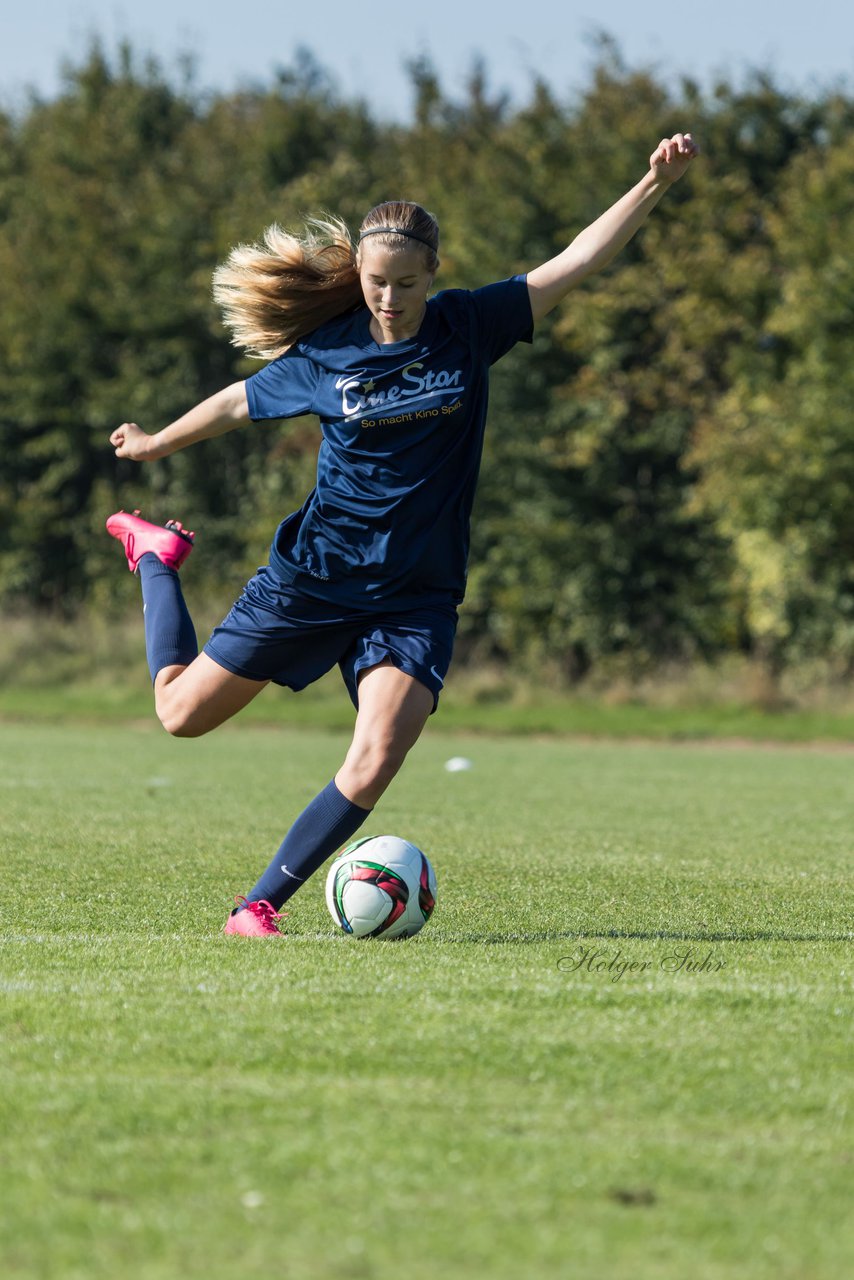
[{"x1": 436, "y1": 928, "x2": 853, "y2": 944}]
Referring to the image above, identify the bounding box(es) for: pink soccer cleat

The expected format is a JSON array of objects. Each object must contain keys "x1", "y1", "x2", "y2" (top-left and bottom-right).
[
  {"x1": 106, "y1": 509, "x2": 195, "y2": 573},
  {"x1": 223, "y1": 897, "x2": 285, "y2": 937}
]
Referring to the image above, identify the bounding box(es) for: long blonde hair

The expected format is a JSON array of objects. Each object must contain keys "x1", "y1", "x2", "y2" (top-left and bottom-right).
[
  {"x1": 212, "y1": 216, "x2": 359, "y2": 360},
  {"x1": 213, "y1": 203, "x2": 440, "y2": 360}
]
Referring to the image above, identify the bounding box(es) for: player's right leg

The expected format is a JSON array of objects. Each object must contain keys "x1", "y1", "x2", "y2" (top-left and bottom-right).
[
  {"x1": 106, "y1": 509, "x2": 269, "y2": 735},
  {"x1": 153, "y1": 652, "x2": 268, "y2": 737}
]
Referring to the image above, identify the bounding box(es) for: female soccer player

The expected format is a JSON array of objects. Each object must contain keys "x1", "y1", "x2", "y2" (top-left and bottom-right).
[{"x1": 107, "y1": 132, "x2": 699, "y2": 936}]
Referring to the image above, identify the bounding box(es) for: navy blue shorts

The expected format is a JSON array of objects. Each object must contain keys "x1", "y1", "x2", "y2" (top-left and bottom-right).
[{"x1": 203, "y1": 567, "x2": 458, "y2": 712}]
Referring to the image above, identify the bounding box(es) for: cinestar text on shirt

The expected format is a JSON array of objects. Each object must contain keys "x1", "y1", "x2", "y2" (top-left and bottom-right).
[{"x1": 337, "y1": 363, "x2": 465, "y2": 419}]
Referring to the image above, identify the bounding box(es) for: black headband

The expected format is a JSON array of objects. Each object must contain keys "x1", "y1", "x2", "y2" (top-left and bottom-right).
[{"x1": 359, "y1": 226, "x2": 437, "y2": 251}]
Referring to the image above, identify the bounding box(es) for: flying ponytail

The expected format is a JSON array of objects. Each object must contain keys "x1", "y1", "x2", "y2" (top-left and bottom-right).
[{"x1": 212, "y1": 216, "x2": 361, "y2": 360}]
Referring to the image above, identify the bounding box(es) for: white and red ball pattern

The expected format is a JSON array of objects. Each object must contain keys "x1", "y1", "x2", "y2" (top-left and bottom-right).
[{"x1": 325, "y1": 835, "x2": 437, "y2": 939}]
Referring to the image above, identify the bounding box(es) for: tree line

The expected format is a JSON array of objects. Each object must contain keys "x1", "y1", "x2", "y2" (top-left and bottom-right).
[{"x1": 1, "y1": 41, "x2": 853, "y2": 680}]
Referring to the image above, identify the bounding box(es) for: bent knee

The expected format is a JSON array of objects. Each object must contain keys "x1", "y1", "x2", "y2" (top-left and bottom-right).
[
  {"x1": 156, "y1": 695, "x2": 207, "y2": 738},
  {"x1": 340, "y1": 743, "x2": 407, "y2": 803},
  {"x1": 158, "y1": 711, "x2": 203, "y2": 738},
  {"x1": 162, "y1": 719, "x2": 207, "y2": 739},
  {"x1": 364, "y1": 754, "x2": 404, "y2": 793}
]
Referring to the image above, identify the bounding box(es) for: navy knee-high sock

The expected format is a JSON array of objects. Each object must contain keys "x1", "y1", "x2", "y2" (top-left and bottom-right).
[
  {"x1": 138, "y1": 553, "x2": 198, "y2": 682},
  {"x1": 244, "y1": 780, "x2": 372, "y2": 911}
]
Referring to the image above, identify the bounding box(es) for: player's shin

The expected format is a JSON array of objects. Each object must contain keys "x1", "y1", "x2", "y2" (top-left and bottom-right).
[
  {"x1": 238, "y1": 779, "x2": 372, "y2": 912},
  {"x1": 138, "y1": 554, "x2": 198, "y2": 682}
]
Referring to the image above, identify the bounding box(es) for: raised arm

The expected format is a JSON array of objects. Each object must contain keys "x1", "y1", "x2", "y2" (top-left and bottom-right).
[
  {"x1": 110, "y1": 380, "x2": 251, "y2": 462},
  {"x1": 526, "y1": 133, "x2": 699, "y2": 324}
]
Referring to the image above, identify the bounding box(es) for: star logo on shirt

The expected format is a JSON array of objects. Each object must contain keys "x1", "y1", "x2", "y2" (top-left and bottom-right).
[{"x1": 362, "y1": 379, "x2": 376, "y2": 393}]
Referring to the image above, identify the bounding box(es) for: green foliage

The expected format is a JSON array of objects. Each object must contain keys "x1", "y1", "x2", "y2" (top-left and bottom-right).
[
  {"x1": 690, "y1": 126, "x2": 854, "y2": 671},
  {"x1": 2, "y1": 41, "x2": 853, "y2": 677}
]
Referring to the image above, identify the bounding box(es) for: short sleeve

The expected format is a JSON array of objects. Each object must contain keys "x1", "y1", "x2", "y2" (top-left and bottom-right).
[
  {"x1": 245, "y1": 347, "x2": 320, "y2": 422},
  {"x1": 470, "y1": 275, "x2": 534, "y2": 366}
]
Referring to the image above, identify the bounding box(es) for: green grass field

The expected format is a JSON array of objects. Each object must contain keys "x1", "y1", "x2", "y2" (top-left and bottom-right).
[{"x1": 1, "y1": 718, "x2": 852, "y2": 1279}]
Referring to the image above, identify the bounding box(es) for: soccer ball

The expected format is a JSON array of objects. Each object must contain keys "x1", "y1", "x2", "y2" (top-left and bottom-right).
[{"x1": 325, "y1": 835, "x2": 437, "y2": 939}]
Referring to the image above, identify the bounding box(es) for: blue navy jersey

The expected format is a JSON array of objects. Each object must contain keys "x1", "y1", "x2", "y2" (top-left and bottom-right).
[{"x1": 245, "y1": 275, "x2": 533, "y2": 609}]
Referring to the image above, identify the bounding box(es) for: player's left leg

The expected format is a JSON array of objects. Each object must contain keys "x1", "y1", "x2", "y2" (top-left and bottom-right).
[
  {"x1": 224, "y1": 662, "x2": 432, "y2": 935},
  {"x1": 335, "y1": 660, "x2": 434, "y2": 809}
]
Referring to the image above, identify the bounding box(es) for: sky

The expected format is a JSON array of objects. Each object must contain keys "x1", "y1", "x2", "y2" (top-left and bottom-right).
[{"x1": 2, "y1": 0, "x2": 852, "y2": 119}]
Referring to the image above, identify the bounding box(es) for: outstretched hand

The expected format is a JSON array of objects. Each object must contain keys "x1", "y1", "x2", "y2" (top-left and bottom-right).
[
  {"x1": 110, "y1": 421, "x2": 158, "y2": 462},
  {"x1": 649, "y1": 132, "x2": 699, "y2": 183}
]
